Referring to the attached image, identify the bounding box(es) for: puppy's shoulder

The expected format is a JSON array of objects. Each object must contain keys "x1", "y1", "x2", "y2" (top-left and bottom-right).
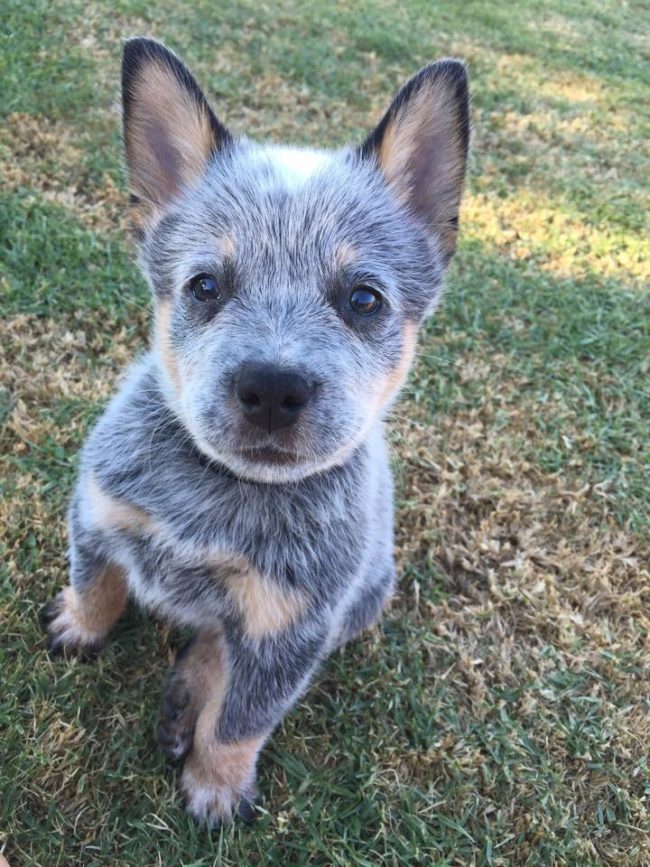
[{"x1": 79, "y1": 354, "x2": 177, "y2": 478}]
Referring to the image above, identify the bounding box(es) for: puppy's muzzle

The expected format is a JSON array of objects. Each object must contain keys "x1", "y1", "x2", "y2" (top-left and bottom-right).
[{"x1": 235, "y1": 363, "x2": 315, "y2": 433}]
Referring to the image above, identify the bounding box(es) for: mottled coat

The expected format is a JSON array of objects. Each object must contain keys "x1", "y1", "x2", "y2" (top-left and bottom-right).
[{"x1": 43, "y1": 37, "x2": 469, "y2": 826}]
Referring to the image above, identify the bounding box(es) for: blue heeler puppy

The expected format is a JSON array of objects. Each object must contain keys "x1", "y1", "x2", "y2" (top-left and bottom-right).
[{"x1": 43, "y1": 37, "x2": 469, "y2": 826}]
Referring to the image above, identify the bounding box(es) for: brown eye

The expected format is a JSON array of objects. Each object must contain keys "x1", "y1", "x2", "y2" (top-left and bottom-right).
[
  {"x1": 189, "y1": 274, "x2": 220, "y2": 302},
  {"x1": 350, "y1": 285, "x2": 382, "y2": 316}
]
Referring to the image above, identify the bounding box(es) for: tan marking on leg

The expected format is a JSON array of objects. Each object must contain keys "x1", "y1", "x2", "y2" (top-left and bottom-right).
[
  {"x1": 179, "y1": 630, "x2": 227, "y2": 708},
  {"x1": 213, "y1": 557, "x2": 308, "y2": 639},
  {"x1": 47, "y1": 564, "x2": 127, "y2": 649},
  {"x1": 158, "y1": 630, "x2": 227, "y2": 759},
  {"x1": 154, "y1": 298, "x2": 182, "y2": 393},
  {"x1": 86, "y1": 473, "x2": 162, "y2": 536},
  {"x1": 176, "y1": 637, "x2": 265, "y2": 825},
  {"x1": 181, "y1": 709, "x2": 265, "y2": 826},
  {"x1": 377, "y1": 320, "x2": 418, "y2": 408}
]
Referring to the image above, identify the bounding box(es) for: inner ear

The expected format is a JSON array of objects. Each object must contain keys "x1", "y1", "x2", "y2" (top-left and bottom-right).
[
  {"x1": 361, "y1": 60, "x2": 470, "y2": 262},
  {"x1": 122, "y1": 37, "x2": 231, "y2": 229}
]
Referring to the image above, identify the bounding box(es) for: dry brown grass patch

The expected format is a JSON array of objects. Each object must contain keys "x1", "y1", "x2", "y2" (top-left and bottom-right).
[
  {"x1": 385, "y1": 395, "x2": 649, "y2": 859},
  {"x1": 1, "y1": 314, "x2": 144, "y2": 454},
  {"x1": 393, "y1": 401, "x2": 648, "y2": 644},
  {"x1": 1, "y1": 112, "x2": 124, "y2": 232}
]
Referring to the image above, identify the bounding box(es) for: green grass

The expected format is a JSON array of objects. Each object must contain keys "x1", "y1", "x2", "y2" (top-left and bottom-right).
[{"x1": 1, "y1": 0, "x2": 649, "y2": 864}]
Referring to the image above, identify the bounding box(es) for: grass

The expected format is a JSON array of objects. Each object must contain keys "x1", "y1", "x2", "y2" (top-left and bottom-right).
[{"x1": 1, "y1": 0, "x2": 649, "y2": 864}]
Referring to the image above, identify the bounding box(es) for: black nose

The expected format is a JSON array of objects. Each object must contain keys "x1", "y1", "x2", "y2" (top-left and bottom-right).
[{"x1": 235, "y1": 363, "x2": 314, "y2": 432}]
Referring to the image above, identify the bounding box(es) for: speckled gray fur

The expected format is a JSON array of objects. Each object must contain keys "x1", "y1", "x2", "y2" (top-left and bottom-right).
[
  {"x1": 69, "y1": 354, "x2": 397, "y2": 737},
  {"x1": 48, "y1": 36, "x2": 469, "y2": 821}
]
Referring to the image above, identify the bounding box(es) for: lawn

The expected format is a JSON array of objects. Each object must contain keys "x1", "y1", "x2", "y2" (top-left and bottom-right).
[{"x1": 1, "y1": 0, "x2": 649, "y2": 864}]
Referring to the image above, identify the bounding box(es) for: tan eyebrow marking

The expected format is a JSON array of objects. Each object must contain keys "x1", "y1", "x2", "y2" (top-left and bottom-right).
[{"x1": 333, "y1": 241, "x2": 359, "y2": 270}]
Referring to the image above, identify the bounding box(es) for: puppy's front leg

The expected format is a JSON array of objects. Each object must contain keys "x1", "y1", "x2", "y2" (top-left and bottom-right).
[
  {"x1": 42, "y1": 540, "x2": 127, "y2": 655},
  {"x1": 180, "y1": 622, "x2": 327, "y2": 826}
]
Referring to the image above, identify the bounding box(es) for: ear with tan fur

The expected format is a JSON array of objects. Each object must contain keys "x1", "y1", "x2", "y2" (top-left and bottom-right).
[
  {"x1": 121, "y1": 37, "x2": 231, "y2": 232},
  {"x1": 360, "y1": 60, "x2": 470, "y2": 262}
]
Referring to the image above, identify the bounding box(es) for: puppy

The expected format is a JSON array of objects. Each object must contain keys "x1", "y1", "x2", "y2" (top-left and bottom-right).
[{"x1": 43, "y1": 37, "x2": 469, "y2": 826}]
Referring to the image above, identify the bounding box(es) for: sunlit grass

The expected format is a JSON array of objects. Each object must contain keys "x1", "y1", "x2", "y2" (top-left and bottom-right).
[{"x1": 1, "y1": 0, "x2": 648, "y2": 864}]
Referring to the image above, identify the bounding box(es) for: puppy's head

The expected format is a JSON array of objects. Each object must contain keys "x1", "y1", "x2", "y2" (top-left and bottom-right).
[{"x1": 122, "y1": 37, "x2": 469, "y2": 483}]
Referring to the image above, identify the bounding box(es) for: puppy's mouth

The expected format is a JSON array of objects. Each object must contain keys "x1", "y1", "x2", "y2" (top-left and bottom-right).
[{"x1": 235, "y1": 446, "x2": 300, "y2": 465}]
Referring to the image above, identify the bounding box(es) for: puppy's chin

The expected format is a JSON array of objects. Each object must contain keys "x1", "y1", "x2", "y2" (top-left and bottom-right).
[{"x1": 192, "y1": 435, "x2": 335, "y2": 484}]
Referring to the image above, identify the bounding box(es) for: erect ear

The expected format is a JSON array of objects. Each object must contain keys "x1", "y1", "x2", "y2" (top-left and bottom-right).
[
  {"x1": 360, "y1": 60, "x2": 470, "y2": 263},
  {"x1": 121, "y1": 37, "x2": 232, "y2": 232}
]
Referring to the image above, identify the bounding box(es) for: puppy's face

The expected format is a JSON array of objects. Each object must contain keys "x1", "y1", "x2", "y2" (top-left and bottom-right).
[{"x1": 122, "y1": 39, "x2": 469, "y2": 482}]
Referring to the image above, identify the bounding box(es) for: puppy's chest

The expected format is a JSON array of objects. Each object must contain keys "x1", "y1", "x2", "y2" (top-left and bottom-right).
[
  {"x1": 83, "y1": 467, "x2": 362, "y2": 626},
  {"x1": 85, "y1": 487, "x2": 308, "y2": 632},
  {"x1": 127, "y1": 530, "x2": 311, "y2": 635}
]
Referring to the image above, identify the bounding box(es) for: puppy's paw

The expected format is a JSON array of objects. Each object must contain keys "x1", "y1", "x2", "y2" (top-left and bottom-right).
[
  {"x1": 157, "y1": 668, "x2": 199, "y2": 760},
  {"x1": 41, "y1": 587, "x2": 105, "y2": 657},
  {"x1": 180, "y1": 737, "x2": 262, "y2": 827},
  {"x1": 180, "y1": 761, "x2": 258, "y2": 828}
]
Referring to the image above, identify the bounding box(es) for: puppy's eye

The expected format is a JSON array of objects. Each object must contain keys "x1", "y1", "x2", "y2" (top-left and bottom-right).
[
  {"x1": 350, "y1": 285, "x2": 382, "y2": 316},
  {"x1": 189, "y1": 274, "x2": 220, "y2": 302}
]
